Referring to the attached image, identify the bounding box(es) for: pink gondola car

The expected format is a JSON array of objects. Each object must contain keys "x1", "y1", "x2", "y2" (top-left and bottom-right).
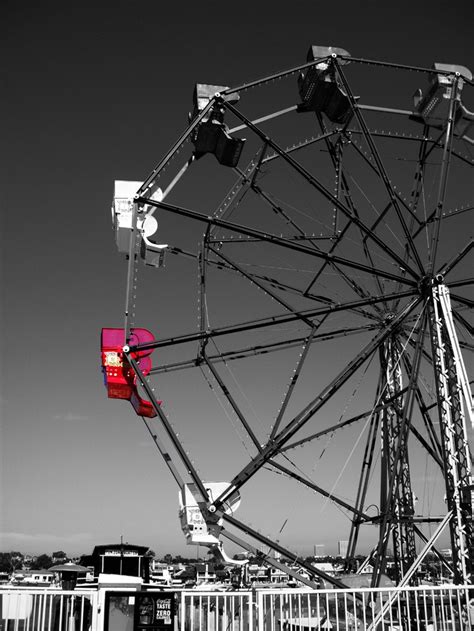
[{"x1": 101, "y1": 327, "x2": 158, "y2": 418}]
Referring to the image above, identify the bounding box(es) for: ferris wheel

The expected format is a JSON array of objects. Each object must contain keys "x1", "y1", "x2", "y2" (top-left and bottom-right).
[{"x1": 101, "y1": 45, "x2": 474, "y2": 588}]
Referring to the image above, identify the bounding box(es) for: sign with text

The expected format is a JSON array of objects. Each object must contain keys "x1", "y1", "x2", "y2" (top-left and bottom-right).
[
  {"x1": 105, "y1": 591, "x2": 175, "y2": 631},
  {"x1": 137, "y1": 592, "x2": 175, "y2": 629}
]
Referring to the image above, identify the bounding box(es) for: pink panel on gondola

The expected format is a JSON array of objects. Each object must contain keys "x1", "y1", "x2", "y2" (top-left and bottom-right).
[
  {"x1": 137, "y1": 356, "x2": 152, "y2": 376},
  {"x1": 128, "y1": 328, "x2": 155, "y2": 357},
  {"x1": 101, "y1": 327, "x2": 126, "y2": 349},
  {"x1": 130, "y1": 390, "x2": 157, "y2": 418}
]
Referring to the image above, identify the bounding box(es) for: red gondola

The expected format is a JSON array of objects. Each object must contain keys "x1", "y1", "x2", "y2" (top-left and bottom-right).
[{"x1": 101, "y1": 327, "x2": 158, "y2": 418}]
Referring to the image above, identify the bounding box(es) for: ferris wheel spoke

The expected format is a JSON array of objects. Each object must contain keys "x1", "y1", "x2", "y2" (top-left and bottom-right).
[
  {"x1": 400, "y1": 352, "x2": 444, "y2": 463},
  {"x1": 248, "y1": 179, "x2": 336, "y2": 253},
  {"x1": 230, "y1": 265, "x2": 382, "y2": 320},
  {"x1": 269, "y1": 327, "x2": 318, "y2": 440},
  {"x1": 439, "y1": 240, "x2": 474, "y2": 277},
  {"x1": 450, "y1": 292, "x2": 474, "y2": 309},
  {"x1": 313, "y1": 113, "x2": 389, "y2": 304},
  {"x1": 303, "y1": 210, "x2": 388, "y2": 314},
  {"x1": 140, "y1": 196, "x2": 418, "y2": 286},
  {"x1": 211, "y1": 214, "x2": 388, "y2": 317},
  {"x1": 149, "y1": 323, "x2": 381, "y2": 375},
  {"x1": 203, "y1": 249, "x2": 383, "y2": 321},
  {"x1": 335, "y1": 62, "x2": 425, "y2": 277},
  {"x1": 223, "y1": 100, "x2": 421, "y2": 280},
  {"x1": 206, "y1": 152, "x2": 265, "y2": 238},
  {"x1": 324, "y1": 149, "x2": 423, "y2": 305},
  {"x1": 207, "y1": 297, "x2": 421, "y2": 514},
  {"x1": 130, "y1": 289, "x2": 418, "y2": 355},
  {"x1": 348, "y1": 127, "x2": 474, "y2": 168},
  {"x1": 326, "y1": 261, "x2": 385, "y2": 311},
  {"x1": 427, "y1": 79, "x2": 461, "y2": 274},
  {"x1": 208, "y1": 246, "x2": 336, "y2": 330},
  {"x1": 281, "y1": 387, "x2": 409, "y2": 453},
  {"x1": 343, "y1": 134, "x2": 426, "y2": 230},
  {"x1": 411, "y1": 204, "x2": 473, "y2": 245},
  {"x1": 400, "y1": 326, "x2": 435, "y2": 371},
  {"x1": 262, "y1": 129, "x2": 341, "y2": 165},
  {"x1": 390, "y1": 129, "x2": 432, "y2": 314},
  {"x1": 274, "y1": 299, "x2": 420, "y2": 450},
  {"x1": 453, "y1": 311, "x2": 474, "y2": 338},
  {"x1": 268, "y1": 458, "x2": 369, "y2": 520},
  {"x1": 303, "y1": 213, "x2": 364, "y2": 295},
  {"x1": 200, "y1": 351, "x2": 263, "y2": 453},
  {"x1": 125, "y1": 355, "x2": 210, "y2": 500},
  {"x1": 225, "y1": 263, "x2": 383, "y2": 321},
  {"x1": 220, "y1": 514, "x2": 348, "y2": 589},
  {"x1": 135, "y1": 97, "x2": 215, "y2": 200},
  {"x1": 346, "y1": 410, "x2": 381, "y2": 565}
]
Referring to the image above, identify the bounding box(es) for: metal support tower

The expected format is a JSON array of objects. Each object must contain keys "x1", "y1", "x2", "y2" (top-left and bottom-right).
[
  {"x1": 429, "y1": 282, "x2": 473, "y2": 584},
  {"x1": 376, "y1": 336, "x2": 418, "y2": 584}
]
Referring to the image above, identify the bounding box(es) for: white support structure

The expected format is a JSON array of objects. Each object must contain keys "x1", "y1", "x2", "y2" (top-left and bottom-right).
[
  {"x1": 429, "y1": 282, "x2": 473, "y2": 584},
  {"x1": 438, "y1": 284, "x2": 474, "y2": 428}
]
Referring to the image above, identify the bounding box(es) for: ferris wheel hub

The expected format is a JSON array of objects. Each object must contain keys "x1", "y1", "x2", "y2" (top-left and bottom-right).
[{"x1": 418, "y1": 274, "x2": 444, "y2": 297}]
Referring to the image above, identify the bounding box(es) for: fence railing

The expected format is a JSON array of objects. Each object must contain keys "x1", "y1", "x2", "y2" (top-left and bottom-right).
[
  {"x1": 180, "y1": 590, "x2": 253, "y2": 630},
  {"x1": 254, "y1": 585, "x2": 474, "y2": 631},
  {"x1": 0, "y1": 587, "x2": 96, "y2": 630},
  {"x1": 2, "y1": 583, "x2": 474, "y2": 630},
  {"x1": 180, "y1": 586, "x2": 474, "y2": 631}
]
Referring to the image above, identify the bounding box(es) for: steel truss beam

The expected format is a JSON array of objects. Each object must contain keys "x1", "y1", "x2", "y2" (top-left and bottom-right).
[
  {"x1": 429, "y1": 283, "x2": 474, "y2": 584},
  {"x1": 377, "y1": 336, "x2": 418, "y2": 584}
]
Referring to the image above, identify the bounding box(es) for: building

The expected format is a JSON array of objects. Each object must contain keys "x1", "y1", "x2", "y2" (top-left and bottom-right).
[
  {"x1": 90, "y1": 543, "x2": 150, "y2": 582},
  {"x1": 338, "y1": 540, "x2": 348, "y2": 558}
]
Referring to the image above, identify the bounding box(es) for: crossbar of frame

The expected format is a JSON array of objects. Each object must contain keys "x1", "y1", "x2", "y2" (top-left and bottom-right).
[
  {"x1": 127, "y1": 289, "x2": 418, "y2": 354},
  {"x1": 138, "y1": 196, "x2": 418, "y2": 286}
]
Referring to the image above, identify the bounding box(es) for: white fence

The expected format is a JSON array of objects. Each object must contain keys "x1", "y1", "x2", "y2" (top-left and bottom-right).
[
  {"x1": 180, "y1": 590, "x2": 253, "y2": 630},
  {"x1": 254, "y1": 585, "x2": 474, "y2": 630},
  {"x1": 2, "y1": 584, "x2": 474, "y2": 630},
  {"x1": 0, "y1": 588, "x2": 96, "y2": 630},
  {"x1": 180, "y1": 586, "x2": 474, "y2": 631}
]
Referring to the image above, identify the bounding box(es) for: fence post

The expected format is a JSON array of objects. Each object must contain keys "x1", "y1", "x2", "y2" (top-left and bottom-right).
[{"x1": 255, "y1": 589, "x2": 263, "y2": 631}]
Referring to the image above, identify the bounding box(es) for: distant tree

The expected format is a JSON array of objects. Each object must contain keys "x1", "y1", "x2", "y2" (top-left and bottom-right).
[
  {"x1": 0, "y1": 553, "x2": 13, "y2": 572},
  {"x1": 9, "y1": 552, "x2": 24, "y2": 570},
  {"x1": 79, "y1": 555, "x2": 93, "y2": 568},
  {"x1": 52, "y1": 550, "x2": 67, "y2": 559},
  {"x1": 145, "y1": 549, "x2": 156, "y2": 558},
  {"x1": 30, "y1": 554, "x2": 53, "y2": 570},
  {"x1": 163, "y1": 554, "x2": 173, "y2": 564}
]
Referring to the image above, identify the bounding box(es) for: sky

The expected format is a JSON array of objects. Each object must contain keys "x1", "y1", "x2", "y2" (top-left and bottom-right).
[{"x1": 2, "y1": 0, "x2": 473, "y2": 559}]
